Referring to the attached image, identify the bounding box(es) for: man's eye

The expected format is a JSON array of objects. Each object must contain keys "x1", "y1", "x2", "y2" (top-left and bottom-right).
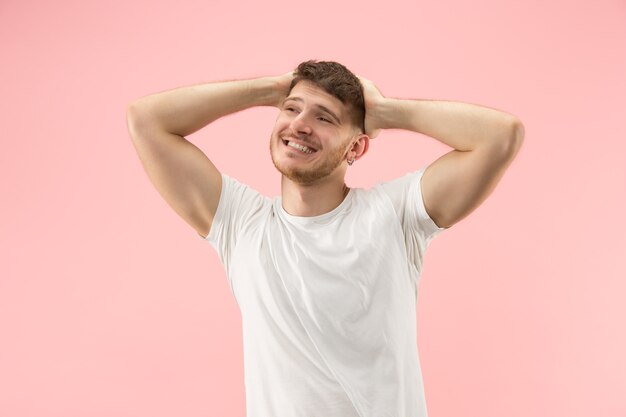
[
  {"x1": 318, "y1": 117, "x2": 331, "y2": 123},
  {"x1": 286, "y1": 107, "x2": 297, "y2": 112}
]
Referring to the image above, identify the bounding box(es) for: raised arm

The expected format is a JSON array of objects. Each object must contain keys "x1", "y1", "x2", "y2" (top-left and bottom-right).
[
  {"x1": 358, "y1": 76, "x2": 524, "y2": 229},
  {"x1": 126, "y1": 72, "x2": 294, "y2": 238}
]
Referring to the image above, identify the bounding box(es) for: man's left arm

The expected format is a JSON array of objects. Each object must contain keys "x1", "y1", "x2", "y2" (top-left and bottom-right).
[{"x1": 359, "y1": 77, "x2": 525, "y2": 229}]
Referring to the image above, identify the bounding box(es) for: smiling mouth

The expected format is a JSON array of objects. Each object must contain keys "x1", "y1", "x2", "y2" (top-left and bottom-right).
[{"x1": 282, "y1": 139, "x2": 318, "y2": 154}]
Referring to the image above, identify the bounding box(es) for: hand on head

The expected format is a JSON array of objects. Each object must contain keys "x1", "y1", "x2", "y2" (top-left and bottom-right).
[
  {"x1": 271, "y1": 71, "x2": 296, "y2": 108},
  {"x1": 356, "y1": 74, "x2": 385, "y2": 140}
]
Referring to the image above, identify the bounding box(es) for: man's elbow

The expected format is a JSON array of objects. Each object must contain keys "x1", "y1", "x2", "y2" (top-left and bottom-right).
[
  {"x1": 126, "y1": 101, "x2": 155, "y2": 140},
  {"x1": 508, "y1": 118, "x2": 525, "y2": 155},
  {"x1": 497, "y1": 117, "x2": 524, "y2": 158}
]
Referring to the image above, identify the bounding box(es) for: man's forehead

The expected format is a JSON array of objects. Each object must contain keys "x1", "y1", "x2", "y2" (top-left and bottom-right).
[{"x1": 285, "y1": 82, "x2": 346, "y2": 122}]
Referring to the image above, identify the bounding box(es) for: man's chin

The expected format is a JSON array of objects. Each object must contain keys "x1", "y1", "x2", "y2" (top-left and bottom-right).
[
  {"x1": 273, "y1": 164, "x2": 322, "y2": 186},
  {"x1": 270, "y1": 150, "x2": 342, "y2": 185}
]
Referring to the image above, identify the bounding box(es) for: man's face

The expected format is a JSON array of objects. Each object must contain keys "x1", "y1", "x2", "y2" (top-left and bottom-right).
[{"x1": 269, "y1": 81, "x2": 359, "y2": 185}]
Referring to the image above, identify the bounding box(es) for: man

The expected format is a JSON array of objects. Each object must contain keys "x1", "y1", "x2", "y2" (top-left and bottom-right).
[{"x1": 127, "y1": 60, "x2": 524, "y2": 417}]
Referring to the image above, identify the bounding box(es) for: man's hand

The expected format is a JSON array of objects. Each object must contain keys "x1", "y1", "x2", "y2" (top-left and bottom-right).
[
  {"x1": 357, "y1": 75, "x2": 386, "y2": 139},
  {"x1": 269, "y1": 71, "x2": 296, "y2": 108}
]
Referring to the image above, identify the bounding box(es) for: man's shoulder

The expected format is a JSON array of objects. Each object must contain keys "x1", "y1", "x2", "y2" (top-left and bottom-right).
[
  {"x1": 222, "y1": 174, "x2": 274, "y2": 199},
  {"x1": 216, "y1": 174, "x2": 274, "y2": 228}
]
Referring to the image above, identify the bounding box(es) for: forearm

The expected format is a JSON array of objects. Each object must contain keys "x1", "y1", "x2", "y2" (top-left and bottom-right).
[
  {"x1": 128, "y1": 76, "x2": 283, "y2": 137},
  {"x1": 375, "y1": 98, "x2": 522, "y2": 151}
]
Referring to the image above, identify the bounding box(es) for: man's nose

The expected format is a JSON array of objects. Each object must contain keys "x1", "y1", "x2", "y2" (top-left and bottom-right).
[{"x1": 290, "y1": 112, "x2": 312, "y2": 135}]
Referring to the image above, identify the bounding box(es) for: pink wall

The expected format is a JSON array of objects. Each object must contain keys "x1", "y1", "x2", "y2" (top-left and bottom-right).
[{"x1": 1, "y1": 0, "x2": 625, "y2": 416}]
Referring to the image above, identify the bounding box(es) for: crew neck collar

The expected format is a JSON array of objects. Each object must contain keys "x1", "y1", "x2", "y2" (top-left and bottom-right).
[{"x1": 277, "y1": 188, "x2": 354, "y2": 226}]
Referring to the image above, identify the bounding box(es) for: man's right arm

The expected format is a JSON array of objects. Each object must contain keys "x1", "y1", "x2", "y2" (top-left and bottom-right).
[{"x1": 126, "y1": 74, "x2": 292, "y2": 239}]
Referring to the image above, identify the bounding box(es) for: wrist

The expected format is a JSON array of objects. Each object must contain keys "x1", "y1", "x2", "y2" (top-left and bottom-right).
[
  {"x1": 246, "y1": 76, "x2": 287, "y2": 108},
  {"x1": 369, "y1": 97, "x2": 397, "y2": 131}
]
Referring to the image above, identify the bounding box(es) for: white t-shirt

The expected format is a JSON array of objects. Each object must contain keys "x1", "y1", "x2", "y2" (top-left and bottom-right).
[{"x1": 201, "y1": 166, "x2": 446, "y2": 417}]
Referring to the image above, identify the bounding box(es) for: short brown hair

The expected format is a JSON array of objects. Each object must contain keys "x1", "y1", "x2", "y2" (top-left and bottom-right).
[{"x1": 288, "y1": 60, "x2": 365, "y2": 133}]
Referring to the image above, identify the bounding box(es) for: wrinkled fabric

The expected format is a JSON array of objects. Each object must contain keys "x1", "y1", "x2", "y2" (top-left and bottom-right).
[{"x1": 203, "y1": 166, "x2": 446, "y2": 417}]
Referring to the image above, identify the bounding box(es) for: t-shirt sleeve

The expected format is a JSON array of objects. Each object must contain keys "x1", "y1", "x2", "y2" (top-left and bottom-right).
[
  {"x1": 199, "y1": 173, "x2": 269, "y2": 277},
  {"x1": 375, "y1": 165, "x2": 447, "y2": 273}
]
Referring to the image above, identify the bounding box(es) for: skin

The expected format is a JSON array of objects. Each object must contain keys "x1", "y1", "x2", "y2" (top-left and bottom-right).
[
  {"x1": 354, "y1": 76, "x2": 523, "y2": 229},
  {"x1": 128, "y1": 69, "x2": 523, "y2": 238},
  {"x1": 269, "y1": 80, "x2": 372, "y2": 217}
]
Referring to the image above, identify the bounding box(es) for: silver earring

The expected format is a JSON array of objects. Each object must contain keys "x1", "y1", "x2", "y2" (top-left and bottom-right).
[{"x1": 347, "y1": 158, "x2": 355, "y2": 166}]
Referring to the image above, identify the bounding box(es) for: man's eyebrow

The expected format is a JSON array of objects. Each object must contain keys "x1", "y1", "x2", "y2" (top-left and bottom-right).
[{"x1": 283, "y1": 96, "x2": 342, "y2": 124}]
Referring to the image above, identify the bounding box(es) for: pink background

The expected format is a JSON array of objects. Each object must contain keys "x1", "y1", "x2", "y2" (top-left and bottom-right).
[{"x1": 1, "y1": 0, "x2": 625, "y2": 416}]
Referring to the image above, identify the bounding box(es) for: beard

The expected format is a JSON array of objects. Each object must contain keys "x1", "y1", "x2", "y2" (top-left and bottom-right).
[{"x1": 269, "y1": 134, "x2": 350, "y2": 185}]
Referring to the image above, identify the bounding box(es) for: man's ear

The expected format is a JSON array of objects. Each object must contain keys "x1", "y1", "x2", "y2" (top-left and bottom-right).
[{"x1": 352, "y1": 133, "x2": 370, "y2": 161}]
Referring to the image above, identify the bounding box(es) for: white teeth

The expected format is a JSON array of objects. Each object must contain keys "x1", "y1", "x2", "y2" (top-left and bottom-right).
[{"x1": 287, "y1": 141, "x2": 314, "y2": 154}]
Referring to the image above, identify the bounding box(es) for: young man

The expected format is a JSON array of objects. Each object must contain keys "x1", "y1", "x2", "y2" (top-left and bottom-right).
[{"x1": 127, "y1": 60, "x2": 524, "y2": 417}]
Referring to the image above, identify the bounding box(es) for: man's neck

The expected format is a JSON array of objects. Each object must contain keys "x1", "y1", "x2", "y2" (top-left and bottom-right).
[{"x1": 280, "y1": 175, "x2": 350, "y2": 217}]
